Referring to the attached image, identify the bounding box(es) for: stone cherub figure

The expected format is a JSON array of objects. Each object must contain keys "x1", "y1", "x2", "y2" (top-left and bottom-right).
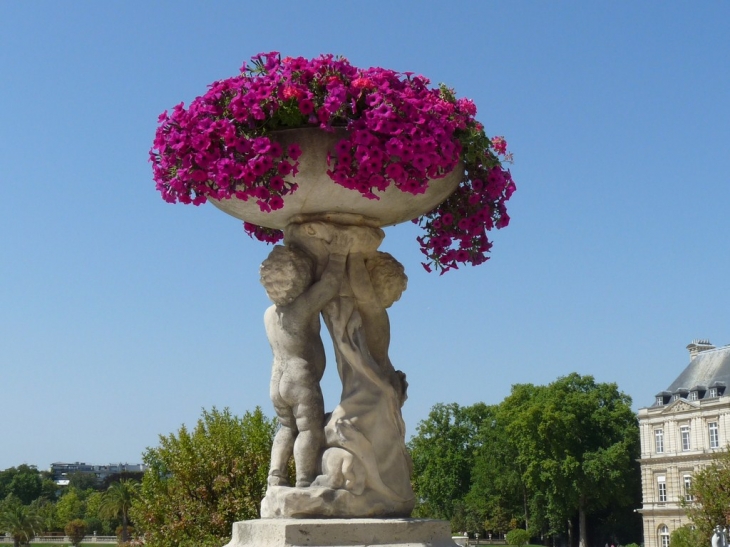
[
  {"x1": 712, "y1": 526, "x2": 728, "y2": 547},
  {"x1": 309, "y1": 226, "x2": 415, "y2": 514},
  {"x1": 347, "y1": 248, "x2": 409, "y2": 405},
  {"x1": 259, "y1": 227, "x2": 352, "y2": 488}
]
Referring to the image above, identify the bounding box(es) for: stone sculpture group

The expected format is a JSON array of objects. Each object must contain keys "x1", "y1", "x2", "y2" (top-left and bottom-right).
[{"x1": 258, "y1": 218, "x2": 415, "y2": 519}]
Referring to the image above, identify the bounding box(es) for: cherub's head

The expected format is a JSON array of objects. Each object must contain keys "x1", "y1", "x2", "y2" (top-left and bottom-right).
[
  {"x1": 260, "y1": 246, "x2": 314, "y2": 305},
  {"x1": 365, "y1": 252, "x2": 407, "y2": 308}
]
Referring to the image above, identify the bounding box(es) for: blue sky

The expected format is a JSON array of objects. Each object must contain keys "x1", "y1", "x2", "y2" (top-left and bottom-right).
[{"x1": 1, "y1": 2, "x2": 728, "y2": 471}]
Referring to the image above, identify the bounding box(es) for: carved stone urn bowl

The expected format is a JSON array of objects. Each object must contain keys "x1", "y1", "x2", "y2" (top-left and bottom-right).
[{"x1": 209, "y1": 127, "x2": 463, "y2": 228}]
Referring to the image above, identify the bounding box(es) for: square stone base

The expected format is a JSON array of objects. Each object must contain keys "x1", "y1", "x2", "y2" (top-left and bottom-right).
[{"x1": 226, "y1": 518, "x2": 459, "y2": 547}]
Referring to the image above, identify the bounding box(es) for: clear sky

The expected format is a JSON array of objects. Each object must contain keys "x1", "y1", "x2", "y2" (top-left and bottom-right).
[{"x1": 1, "y1": 2, "x2": 728, "y2": 472}]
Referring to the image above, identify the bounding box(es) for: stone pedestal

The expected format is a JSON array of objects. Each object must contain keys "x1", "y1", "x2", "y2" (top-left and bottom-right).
[{"x1": 225, "y1": 518, "x2": 458, "y2": 547}]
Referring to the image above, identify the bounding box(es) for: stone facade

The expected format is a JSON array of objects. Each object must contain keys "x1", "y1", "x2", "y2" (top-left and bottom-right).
[{"x1": 638, "y1": 341, "x2": 730, "y2": 547}]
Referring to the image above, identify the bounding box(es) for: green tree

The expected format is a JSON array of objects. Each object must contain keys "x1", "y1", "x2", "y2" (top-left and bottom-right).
[
  {"x1": 64, "y1": 519, "x2": 87, "y2": 547},
  {"x1": 98, "y1": 479, "x2": 139, "y2": 543},
  {"x1": 68, "y1": 472, "x2": 100, "y2": 491},
  {"x1": 502, "y1": 374, "x2": 641, "y2": 547},
  {"x1": 683, "y1": 447, "x2": 730, "y2": 545},
  {"x1": 85, "y1": 491, "x2": 113, "y2": 535},
  {"x1": 465, "y1": 397, "x2": 533, "y2": 536},
  {"x1": 30, "y1": 498, "x2": 58, "y2": 534},
  {"x1": 55, "y1": 488, "x2": 86, "y2": 529},
  {"x1": 39, "y1": 477, "x2": 59, "y2": 503},
  {"x1": 0, "y1": 466, "x2": 43, "y2": 505},
  {"x1": 408, "y1": 402, "x2": 491, "y2": 523},
  {"x1": 506, "y1": 528, "x2": 531, "y2": 546},
  {"x1": 131, "y1": 407, "x2": 275, "y2": 547},
  {"x1": 0, "y1": 500, "x2": 42, "y2": 547},
  {"x1": 670, "y1": 525, "x2": 703, "y2": 547}
]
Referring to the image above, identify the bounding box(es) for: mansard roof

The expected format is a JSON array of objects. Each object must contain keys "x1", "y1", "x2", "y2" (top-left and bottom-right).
[{"x1": 666, "y1": 344, "x2": 730, "y2": 394}]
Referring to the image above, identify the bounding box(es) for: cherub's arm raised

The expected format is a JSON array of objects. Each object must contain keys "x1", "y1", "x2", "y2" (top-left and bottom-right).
[{"x1": 297, "y1": 230, "x2": 352, "y2": 313}]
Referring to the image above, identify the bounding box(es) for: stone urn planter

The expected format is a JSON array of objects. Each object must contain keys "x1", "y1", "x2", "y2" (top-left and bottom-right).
[{"x1": 208, "y1": 127, "x2": 463, "y2": 229}]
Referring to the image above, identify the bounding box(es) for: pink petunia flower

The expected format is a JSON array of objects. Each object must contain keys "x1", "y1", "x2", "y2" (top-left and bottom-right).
[{"x1": 298, "y1": 99, "x2": 315, "y2": 115}]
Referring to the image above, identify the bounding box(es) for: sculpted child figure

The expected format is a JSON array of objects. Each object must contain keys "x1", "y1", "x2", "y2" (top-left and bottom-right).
[
  {"x1": 348, "y1": 243, "x2": 409, "y2": 406},
  {"x1": 260, "y1": 227, "x2": 351, "y2": 488}
]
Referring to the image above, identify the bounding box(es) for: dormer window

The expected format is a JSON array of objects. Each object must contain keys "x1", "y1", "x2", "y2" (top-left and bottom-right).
[
  {"x1": 709, "y1": 387, "x2": 718, "y2": 398},
  {"x1": 689, "y1": 391, "x2": 698, "y2": 401},
  {"x1": 655, "y1": 396, "x2": 663, "y2": 405}
]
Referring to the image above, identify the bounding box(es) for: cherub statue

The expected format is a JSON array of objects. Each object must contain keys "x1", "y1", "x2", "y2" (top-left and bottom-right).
[
  {"x1": 260, "y1": 229, "x2": 351, "y2": 487},
  {"x1": 348, "y1": 247, "x2": 409, "y2": 405}
]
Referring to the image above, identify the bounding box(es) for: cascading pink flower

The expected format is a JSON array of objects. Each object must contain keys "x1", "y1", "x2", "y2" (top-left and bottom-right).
[{"x1": 150, "y1": 52, "x2": 515, "y2": 273}]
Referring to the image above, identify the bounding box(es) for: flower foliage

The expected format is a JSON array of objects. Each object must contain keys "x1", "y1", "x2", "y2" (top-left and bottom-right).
[{"x1": 151, "y1": 52, "x2": 515, "y2": 273}]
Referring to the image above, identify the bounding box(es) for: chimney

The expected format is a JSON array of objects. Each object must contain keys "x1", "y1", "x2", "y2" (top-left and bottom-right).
[{"x1": 686, "y1": 339, "x2": 715, "y2": 360}]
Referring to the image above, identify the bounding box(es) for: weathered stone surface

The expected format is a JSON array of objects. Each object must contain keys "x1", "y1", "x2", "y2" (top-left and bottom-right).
[
  {"x1": 261, "y1": 484, "x2": 413, "y2": 519},
  {"x1": 225, "y1": 518, "x2": 459, "y2": 547}
]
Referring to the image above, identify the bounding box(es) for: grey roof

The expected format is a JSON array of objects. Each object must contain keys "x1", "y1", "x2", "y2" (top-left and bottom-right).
[{"x1": 666, "y1": 345, "x2": 730, "y2": 393}]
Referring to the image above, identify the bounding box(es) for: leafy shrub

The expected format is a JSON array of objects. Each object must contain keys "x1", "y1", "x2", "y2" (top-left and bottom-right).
[
  {"x1": 669, "y1": 526, "x2": 703, "y2": 547},
  {"x1": 64, "y1": 519, "x2": 86, "y2": 547},
  {"x1": 506, "y1": 528, "x2": 531, "y2": 546},
  {"x1": 131, "y1": 407, "x2": 275, "y2": 547}
]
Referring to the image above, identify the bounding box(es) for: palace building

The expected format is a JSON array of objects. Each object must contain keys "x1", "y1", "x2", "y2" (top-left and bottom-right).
[{"x1": 637, "y1": 340, "x2": 730, "y2": 547}]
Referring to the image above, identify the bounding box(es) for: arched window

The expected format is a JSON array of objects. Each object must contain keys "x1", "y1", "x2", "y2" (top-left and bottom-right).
[{"x1": 658, "y1": 525, "x2": 670, "y2": 547}]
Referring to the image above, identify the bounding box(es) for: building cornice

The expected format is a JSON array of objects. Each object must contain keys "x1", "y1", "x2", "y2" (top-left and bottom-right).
[{"x1": 638, "y1": 449, "x2": 723, "y2": 464}]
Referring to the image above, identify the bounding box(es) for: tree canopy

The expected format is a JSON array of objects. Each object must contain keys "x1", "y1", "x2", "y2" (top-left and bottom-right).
[
  {"x1": 64, "y1": 519, "x2": 87, "y2": 547},
  {"x1": 131, "y1": 406, "x2": 275, "y2": 547},
  {"x1": 0, "y1": 500, "x2": 42, "y2": 547},
  {"x1": 99, "y1": 479, "x2": 138, "y2": 542},
  {"x1": 683, "y1": 447, "x2": 730, "y2": 545},
  {"x1": 409, "y1": 374, "x2": 642, "y2": 547},
  {"x1": 408, "y1": 402, "x2": 492, "y2": 523},
  {"x1": 0, "y1": 466, "x2": 44, "y2": 505}
]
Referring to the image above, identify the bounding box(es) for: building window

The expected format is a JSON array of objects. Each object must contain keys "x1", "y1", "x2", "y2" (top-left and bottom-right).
[
  {"x1": 655, "y1": 428, "x2": 664, "y2": 453},
  {"x1": 684, "y1": 474, "x2": 693, "y2": 501},
  {"x1": 709, "y1": 387, "x2": 718, "y2": 398},
  {"x1": 689, "y1": 391, "x2": 698, "y2": 401},
  {"x1": 709, "y1": 422, "x2": 719, "y2": 449},
  {"x1": 681, "y1": 425, "x2": 691, "y2": 451},
  {"x1": 656, "y1": 396, "x2": 664, "y2": 405},
  {"x1": 659, "y1": 525, "x2": 670, "y2": 547},
  {"x1": 657, "y1": 476, "x2": 667, "y2": 502}
]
